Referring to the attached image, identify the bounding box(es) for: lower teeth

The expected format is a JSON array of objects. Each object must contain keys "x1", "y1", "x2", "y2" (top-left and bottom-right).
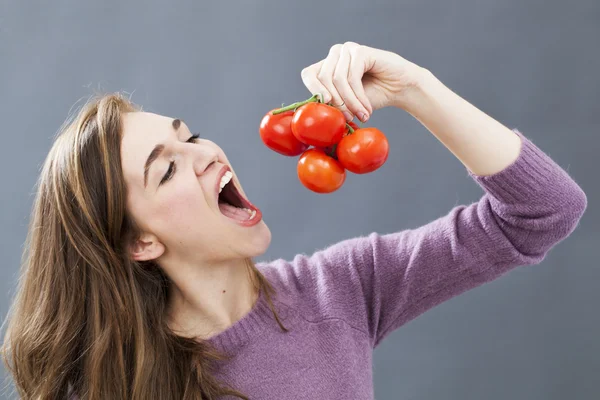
[{"x1": 242, "y1": 207, "x2": 256, "y2": 220}]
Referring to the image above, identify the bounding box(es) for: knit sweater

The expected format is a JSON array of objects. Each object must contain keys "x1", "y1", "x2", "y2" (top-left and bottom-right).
[{"x1": 204, "y1": 129, "x2": 587, "y2": 399}]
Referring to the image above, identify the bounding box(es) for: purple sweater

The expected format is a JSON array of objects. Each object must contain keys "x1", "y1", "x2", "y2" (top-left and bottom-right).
[{"x1": 204, "y1": 129, "x2": 587, "y2": 399}]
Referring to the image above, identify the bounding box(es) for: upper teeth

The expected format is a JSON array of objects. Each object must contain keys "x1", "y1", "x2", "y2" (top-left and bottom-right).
[{"x1": 219, "y1": 171, "x2": 233, "y2": 193}]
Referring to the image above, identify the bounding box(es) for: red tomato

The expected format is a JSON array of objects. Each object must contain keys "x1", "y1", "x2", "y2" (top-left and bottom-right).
[
  {"x1": 336, "y1": 127, "x2": 389, "y2": 174},
  {"x1": 297, "y1": 148, "x2": 346, "y2": 193},
  {"x1": 259, "y1": 109, "x2": 309, "y2": 156},
  {"x1": 291, "y1": 103, "x2": 347, "y2": 147}
]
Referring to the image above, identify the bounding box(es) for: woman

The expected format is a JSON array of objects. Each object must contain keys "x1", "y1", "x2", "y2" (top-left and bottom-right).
[{"x1": 1, "y1": 42, "x2": 587, "y2": 399}]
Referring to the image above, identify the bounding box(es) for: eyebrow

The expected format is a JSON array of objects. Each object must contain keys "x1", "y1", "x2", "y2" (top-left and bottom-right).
[{"x1": 143, "y1": 119, "x2": 182, "y2": 188}]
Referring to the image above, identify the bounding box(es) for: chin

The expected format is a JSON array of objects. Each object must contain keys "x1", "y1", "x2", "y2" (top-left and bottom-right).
[{"x1": 245, "y1": 220, "x2": 272, "y2": 257}]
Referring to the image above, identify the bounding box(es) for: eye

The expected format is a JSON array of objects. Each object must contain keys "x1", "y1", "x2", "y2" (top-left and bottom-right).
[
  {"x1": 159, "y1": 133, "x2": 201, "y2": 186},
  {"x1": 188, "y1": 132, "x2": 200, "y2": 143}
]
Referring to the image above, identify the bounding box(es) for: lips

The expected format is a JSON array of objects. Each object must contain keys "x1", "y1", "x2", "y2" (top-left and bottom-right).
[{"x1": 214, "y1": 165, "x2": 263, "y2": 227}]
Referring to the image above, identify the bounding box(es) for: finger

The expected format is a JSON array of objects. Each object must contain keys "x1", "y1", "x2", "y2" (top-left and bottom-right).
[
  {"x1": 316, "y1": 44, "x2": 345, "y2": 108},
  {"x1": 347, "y1": 45, "x2": 373, "y2": 118},
  {"x1": 333, "y1": 42, "x2": 370, "y2": 121},
  {"x1": 300, "y1": 60, "x2": 331, "y2": 102}
]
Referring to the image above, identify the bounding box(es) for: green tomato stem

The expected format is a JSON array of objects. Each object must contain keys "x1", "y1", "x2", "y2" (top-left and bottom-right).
[
  {"x1": 346, "y1": 123, "x2": 355, "y2": 134},
  {"x1": 272, "y1": 93, "x2": 323, "y2": 115},
  {"x1": 330, "y1": 143, "x2": 338, "y2": 159}
]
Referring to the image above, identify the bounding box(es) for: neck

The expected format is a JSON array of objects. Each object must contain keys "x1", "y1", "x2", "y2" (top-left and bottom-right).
[{"x1": 163, "y1": 255, "x2": 259, "y2": 340}]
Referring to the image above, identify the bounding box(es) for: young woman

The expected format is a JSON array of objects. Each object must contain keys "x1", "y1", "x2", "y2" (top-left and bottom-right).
[{"x1": 2, "y1": 42, "x2": 587, "y2": 399}]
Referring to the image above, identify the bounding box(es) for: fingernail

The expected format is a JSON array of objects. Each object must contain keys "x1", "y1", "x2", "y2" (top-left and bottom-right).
[
  {"x1": 358, "y1": 112, "x2": 369, "y2": 122},
  {"x1": 343, "y1": 111, "x2": 353, "y2": 122}
]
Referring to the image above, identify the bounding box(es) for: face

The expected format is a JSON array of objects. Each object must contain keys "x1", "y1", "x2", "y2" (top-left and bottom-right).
[{"x1": 120, "y1": 112, "x2": 271, "y2": 265}]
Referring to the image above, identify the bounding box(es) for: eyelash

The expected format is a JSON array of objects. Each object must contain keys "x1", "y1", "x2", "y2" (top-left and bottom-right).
[{"x1": 159, "y1": 133, "x2": 201, "y2": 185}]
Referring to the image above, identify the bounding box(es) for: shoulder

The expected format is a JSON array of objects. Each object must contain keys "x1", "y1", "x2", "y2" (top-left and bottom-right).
[{"x1": 254, "y1": 233, "x2": 378, "y2": 319}]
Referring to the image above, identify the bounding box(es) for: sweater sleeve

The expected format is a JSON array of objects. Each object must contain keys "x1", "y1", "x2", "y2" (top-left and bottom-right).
[{"x1": 268, "y1": 129, "x2": 587, "y2": 348}]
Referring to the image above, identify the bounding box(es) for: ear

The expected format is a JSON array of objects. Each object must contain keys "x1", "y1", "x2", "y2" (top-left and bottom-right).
[{"x1": 130, "y1": 232, "x2": 165, "y2": 261}]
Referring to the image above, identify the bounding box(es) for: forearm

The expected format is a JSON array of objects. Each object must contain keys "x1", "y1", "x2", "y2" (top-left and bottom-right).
[{"x1": 402, "y1": 68, "x2": 522, "y2": 177}]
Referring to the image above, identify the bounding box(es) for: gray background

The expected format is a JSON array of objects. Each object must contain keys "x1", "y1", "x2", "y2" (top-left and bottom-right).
[{"x1": 1, "y1": 0, "x2": 598, "y2": 399}]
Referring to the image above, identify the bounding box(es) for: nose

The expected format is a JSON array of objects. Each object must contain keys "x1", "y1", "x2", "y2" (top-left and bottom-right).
[{"x1": 190, "y1": 143, "x2": 219, "y2": 176}]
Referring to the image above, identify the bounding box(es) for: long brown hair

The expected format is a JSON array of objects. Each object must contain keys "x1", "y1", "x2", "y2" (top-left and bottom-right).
[{"x1": 1, "y1": 93, "x2": 288, "y2": 399}]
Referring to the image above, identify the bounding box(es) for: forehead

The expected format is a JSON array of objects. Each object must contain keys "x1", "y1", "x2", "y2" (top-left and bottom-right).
[{"x1": 120, "y1": 111, "x2": 182, "y2": 189}]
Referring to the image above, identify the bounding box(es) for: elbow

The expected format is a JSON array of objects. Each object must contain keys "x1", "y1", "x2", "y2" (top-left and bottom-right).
[
  {"x1": 571, "y1": 184, "x2": 588, "y2": 221},
  {"x1": 557, "y1": 182, "x2": 588, "y2": 236},
  {"x1": 517, "y1": 185, "x2": 588, "y2": 264}
]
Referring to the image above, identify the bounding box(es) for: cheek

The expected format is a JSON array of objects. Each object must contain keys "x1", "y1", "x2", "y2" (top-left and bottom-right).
[{"x1": 153, "y1": 185, "x2": 215, "y2": 235}]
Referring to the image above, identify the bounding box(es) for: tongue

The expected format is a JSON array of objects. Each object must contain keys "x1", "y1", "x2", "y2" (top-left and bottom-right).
[{"x1": 218, "y1": 202, "x2": 251, "y2": 221}]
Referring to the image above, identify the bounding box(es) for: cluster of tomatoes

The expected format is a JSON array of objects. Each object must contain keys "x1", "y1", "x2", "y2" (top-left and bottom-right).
[{"x1": 259, "y1": 94, "x2": 389, "y2": 193}]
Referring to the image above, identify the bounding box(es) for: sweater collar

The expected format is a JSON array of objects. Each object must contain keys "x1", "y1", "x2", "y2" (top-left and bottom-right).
[{"x1": 206, "y1": 284, "x2": 298, "y2": 352}]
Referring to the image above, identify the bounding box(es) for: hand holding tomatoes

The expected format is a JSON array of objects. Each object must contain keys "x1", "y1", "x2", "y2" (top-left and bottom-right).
[
  {"x1": 300, "y1": 41, "x2": 424, "y2": 122},
  {"x1": 259, "y1": 41, "x2": 420, "y2": 193}
]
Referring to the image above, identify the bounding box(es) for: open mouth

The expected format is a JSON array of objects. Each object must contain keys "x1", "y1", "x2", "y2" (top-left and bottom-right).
[{"x1": 217, "y1": 172, "x2": 260, "y2": 225}]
